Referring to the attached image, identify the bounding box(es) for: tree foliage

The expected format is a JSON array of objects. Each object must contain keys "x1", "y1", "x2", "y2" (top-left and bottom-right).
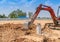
[
  {"x1": 8, "y1": 11, "x2": 17, "y2": 18},
  {"x1": 0, "y1": 14, "x2": 7, "y2": 18},
  {"x1": 8, "y1": 9, "x2": 26, "y2": 18}
]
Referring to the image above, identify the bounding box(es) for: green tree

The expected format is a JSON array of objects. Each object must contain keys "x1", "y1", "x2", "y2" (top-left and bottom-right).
[
  {"x1": 16, "y1": 9, "x2": 26, "y2": 16},
  {"x1": 2, "y1": 14, "x2": 7, "y2": 18},
  {"x1": 0, "y1": 14, "x2": 7, "y2": 18},
  {"x1": 0, "y1": 15, "x2": 2, "y2": 18},
  {"x1": 8, "y1": 9, "x2": 26, "y2": 18},
  {"x1": 8, "y1": 11, "x2": 17, "y2": 18}
]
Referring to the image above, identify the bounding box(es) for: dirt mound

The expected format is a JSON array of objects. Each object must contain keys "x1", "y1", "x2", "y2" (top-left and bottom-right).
[
  {"x1": 0, "y1": 23, "x2": 60, "y2": 42},
  {"x1": 0, "y1": 23, "x2": 38, "y2": 42}
]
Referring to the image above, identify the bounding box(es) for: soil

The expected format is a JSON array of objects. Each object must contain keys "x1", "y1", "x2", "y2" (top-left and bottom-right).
[{"x1": 0, "y1": 23, "x2": 60, "y2": 42}]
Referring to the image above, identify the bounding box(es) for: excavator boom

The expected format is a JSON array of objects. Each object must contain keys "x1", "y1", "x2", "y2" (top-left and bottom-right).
[{"x1": 28, "y1": 4, "x2": 60, "y2": 27}]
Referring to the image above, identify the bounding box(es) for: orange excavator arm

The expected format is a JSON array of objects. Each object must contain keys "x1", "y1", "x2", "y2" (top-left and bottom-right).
[{"x1": 28, "y1": 4, "x2": 58, "y2": 27}]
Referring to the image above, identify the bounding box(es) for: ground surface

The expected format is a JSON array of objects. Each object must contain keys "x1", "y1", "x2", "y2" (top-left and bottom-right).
[{"x1": 0, "y1": 20, "x2": 60, "y2": 42}]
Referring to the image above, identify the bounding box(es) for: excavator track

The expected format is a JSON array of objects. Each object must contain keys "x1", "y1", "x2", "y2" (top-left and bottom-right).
[{"x1": 44, "y1": 23, "x2": 60, "y2": 30}]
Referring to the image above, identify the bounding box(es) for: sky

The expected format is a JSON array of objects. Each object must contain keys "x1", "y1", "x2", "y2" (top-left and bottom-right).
[{"x1": 0, "y1": 0, "x2": 60, "y2": 17}]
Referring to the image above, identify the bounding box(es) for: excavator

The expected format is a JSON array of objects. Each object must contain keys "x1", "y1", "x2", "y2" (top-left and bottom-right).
[{"x1": 28, "y1": 4, "x2": 60, "y2": 29}]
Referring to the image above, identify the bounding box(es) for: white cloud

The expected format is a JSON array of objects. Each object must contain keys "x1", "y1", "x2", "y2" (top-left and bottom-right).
[
  {"x1": 18, "y1": 0, "x2": 37, "y2": 17},
  {"x1": 20, "y1": 0, "x2": 36, "y2": 7},
  {"x1": 19, "y1": 0, "x2": 37, "y2": 12},
  {"x1": 0, "y1": 6, "x2": 20, "y2": 16}
]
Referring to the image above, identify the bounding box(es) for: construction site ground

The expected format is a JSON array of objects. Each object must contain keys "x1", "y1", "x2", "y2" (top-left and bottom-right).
[{"x1": 0, "y1": 19, "x2": 60, "y2": 42}]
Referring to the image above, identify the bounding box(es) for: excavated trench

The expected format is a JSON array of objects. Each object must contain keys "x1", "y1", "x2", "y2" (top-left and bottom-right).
[{"x1": 0, "y1": 23, "x2": 60, "y2": 42}]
